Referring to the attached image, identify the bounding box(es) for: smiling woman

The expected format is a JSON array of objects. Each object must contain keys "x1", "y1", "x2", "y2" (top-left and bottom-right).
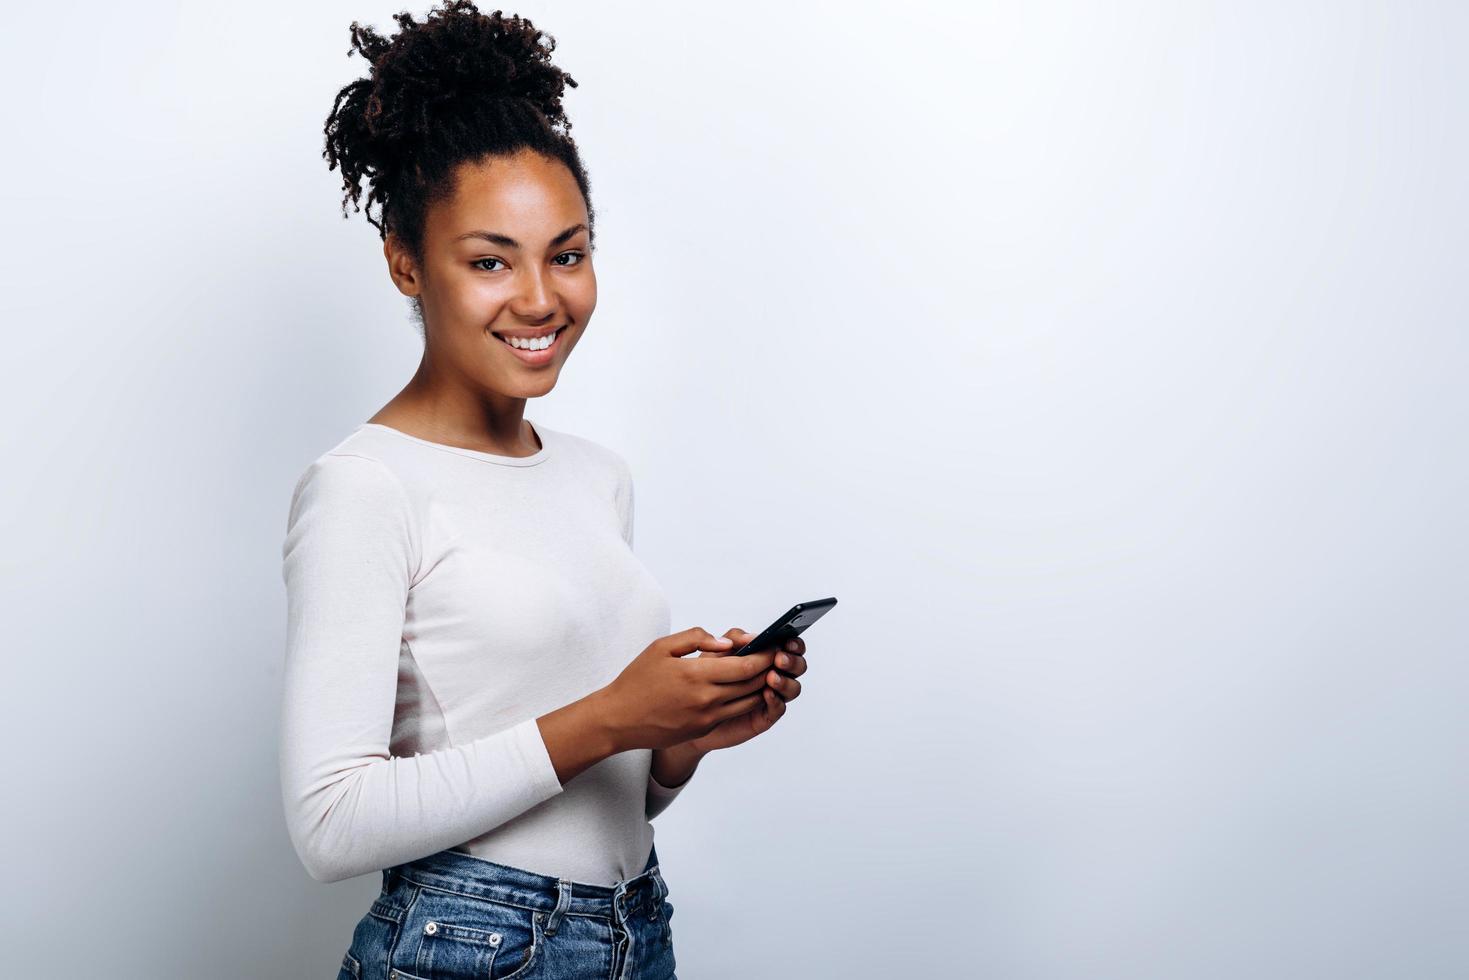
[{"x1": 285, "y1": 4, "x2": 804, "y2": 980}]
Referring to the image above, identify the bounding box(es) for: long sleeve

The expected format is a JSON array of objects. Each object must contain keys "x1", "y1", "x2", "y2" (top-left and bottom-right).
[
  {"x1": 646, "y1": 770, "x2": 692, "y2": 821},
  {"x1": 614, "y1": 454, "x2": 696, "y2": 821},
  {"x1": 279, "y1": 452, "x2": 564, "y2": 883}
]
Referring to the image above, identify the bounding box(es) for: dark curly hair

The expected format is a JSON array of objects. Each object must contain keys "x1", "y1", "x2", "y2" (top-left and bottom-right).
[{"x1": 322, "y1": 1, "x2": 595, "y2": 306}]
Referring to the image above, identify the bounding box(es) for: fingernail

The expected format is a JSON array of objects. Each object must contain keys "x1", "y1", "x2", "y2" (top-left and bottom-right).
[
  {"x1": 714, "y1": 637, "x2": 732, "y2": 644},
  {"x1": 786, "y1": 640, "x2": 799, "y2": 652},
  {"x1": 777, "y1": 654, "x2": 789, "y2": 667}
]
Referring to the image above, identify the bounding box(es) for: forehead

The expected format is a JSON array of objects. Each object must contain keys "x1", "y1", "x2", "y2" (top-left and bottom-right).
[{"x1": 431, "y1": 151, "x2": 585, "y2": 240}]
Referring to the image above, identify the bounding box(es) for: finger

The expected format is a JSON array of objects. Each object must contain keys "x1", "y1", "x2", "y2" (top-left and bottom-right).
[
  {"x1": 725, "y1": 628, "x2": 758, "y2": 654},
  {"x1": 699, "y1": 628, "x2": 753, "y2": 660},
  {"x1": 713, "y1": 673, "x2": 772, "y2": 704},
  {"x1": 763, "y1": 687, "x2": 786, "y2": 724},
  {"x1": 750, "y1": 687, "x2": 777, "y2": 731},
  {"x1": 751, "y1": 688, "x2": 776, "y2": 731},
  {"x1": 662, "y1": 627, "x2": 734, "y2": 657},
  {"x1": 773, "y1": 652, "x2": 807, "y2": 678},
  {"x1": 766, "y1": 670, "x2": 801, "y2": 702},
  {"x1": 781, "y1": 637, "x2": 806, "y2": 657},
  {"x1": 710, "y1": 690, "x2": 765, "y2": 722},
  {"x1": 695, "y1": 649, "x2": 777, "y2": 683}
]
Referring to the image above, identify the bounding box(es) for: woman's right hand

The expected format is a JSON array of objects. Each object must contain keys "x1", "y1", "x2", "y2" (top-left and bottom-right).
[{"x1": 596, "y1": 627, "x2": 778, "y2": 751}]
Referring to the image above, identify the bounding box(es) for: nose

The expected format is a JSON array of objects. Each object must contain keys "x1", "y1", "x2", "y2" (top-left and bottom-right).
[{"x1": 510, "y1": 265, "x2": 557, "y2": 321}]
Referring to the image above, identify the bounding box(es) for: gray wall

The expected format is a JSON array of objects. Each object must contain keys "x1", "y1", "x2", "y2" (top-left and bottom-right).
[{"x1": 2, "y1": 1, "x2": 1464, "y2": 977}]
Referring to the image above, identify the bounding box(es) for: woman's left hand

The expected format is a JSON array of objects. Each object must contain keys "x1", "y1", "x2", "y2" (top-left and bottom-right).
[{"x1": 686, "y1": 628, "x2": 806, "y2": 754}]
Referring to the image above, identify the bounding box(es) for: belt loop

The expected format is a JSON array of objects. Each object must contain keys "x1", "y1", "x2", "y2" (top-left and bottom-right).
[
  {"x1": 545, "y1": 878, "x2": 573, "y2": 936},
  {"x1": 648, "y1": 871, "x2": 666, "y2": 919}
]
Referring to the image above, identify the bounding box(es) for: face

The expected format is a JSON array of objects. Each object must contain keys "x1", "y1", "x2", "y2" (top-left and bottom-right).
[{"x1": 385, "y1": 149, "x2": 597, "y2": 400}]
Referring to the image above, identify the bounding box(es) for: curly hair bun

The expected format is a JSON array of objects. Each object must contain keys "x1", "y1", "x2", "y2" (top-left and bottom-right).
[{"x1": 352, "y1": 2, "x2": 577, "y2": 135}]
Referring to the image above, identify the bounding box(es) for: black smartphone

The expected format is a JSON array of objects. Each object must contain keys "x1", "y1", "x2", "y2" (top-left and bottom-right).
[{"x1": 732, "y1": 597, "x2": 838, "y2": 658}]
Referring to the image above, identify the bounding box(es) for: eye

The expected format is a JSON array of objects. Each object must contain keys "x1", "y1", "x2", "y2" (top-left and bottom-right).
[
  {"x1": 554, "y1": 251, "x2": 585, "y2": 267},
  {"x1": 472, "y1": 257, "x2": 505, "y2": 272}
]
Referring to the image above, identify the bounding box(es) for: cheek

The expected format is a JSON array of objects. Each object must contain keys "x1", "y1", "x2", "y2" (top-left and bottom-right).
[
  {"x1": 456, "y1": 276, "x2": 513, "y2": 318},
  {"x1": 571, "y1": 266, "x2": 597, "y2": 316}
]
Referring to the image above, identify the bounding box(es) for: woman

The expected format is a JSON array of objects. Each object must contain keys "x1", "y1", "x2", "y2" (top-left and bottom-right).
[{"x1": 278, "y1": 4, "x2": 809, "y2": 978}]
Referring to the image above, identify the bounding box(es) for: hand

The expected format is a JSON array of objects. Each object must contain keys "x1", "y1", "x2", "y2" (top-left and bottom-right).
[
  {"x1": 598, "y1": 627, "x2": 778, "y2": 751},
  {"x1": 685, "y1": 628, "x2": 807, "y2": 754}
]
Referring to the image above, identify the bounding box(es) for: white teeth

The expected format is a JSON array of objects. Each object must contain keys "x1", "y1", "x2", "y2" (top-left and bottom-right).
[{"x1": 502, "y1": 328, "x2": 559, "y2": 351}]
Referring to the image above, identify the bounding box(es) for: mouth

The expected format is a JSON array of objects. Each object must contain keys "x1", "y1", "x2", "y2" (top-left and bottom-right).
[{"x1": 490, "y1": 325, "x2": 568, "y2": 366}]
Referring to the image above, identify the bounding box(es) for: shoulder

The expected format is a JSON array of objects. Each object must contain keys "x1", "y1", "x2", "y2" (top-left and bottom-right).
[
  {"x1": 283, "y1": 435, "x2": 423, "y2": 573},
  {"x1": 541, "y1": 423, "x2": 631, "y2": 484},
  {"x1": 286, "y1": 428, "x2": 417, "y2": 524}
]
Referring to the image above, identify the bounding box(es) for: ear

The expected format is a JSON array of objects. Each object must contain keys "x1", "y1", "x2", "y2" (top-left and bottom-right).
[{"x1": 383, "y1": 232, "x2": 423, "y2": 299}]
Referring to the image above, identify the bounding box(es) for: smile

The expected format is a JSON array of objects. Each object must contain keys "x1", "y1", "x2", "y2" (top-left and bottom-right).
[{"x1": 491, "y1": 325, "x2": 566, "y2": 365}]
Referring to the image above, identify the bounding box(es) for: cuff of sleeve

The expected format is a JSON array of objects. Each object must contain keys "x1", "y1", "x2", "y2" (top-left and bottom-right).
[
  {"x1": 508, "y1": 716, "x2": 565, "y2": 800},
  {"x1": 648, "y1": 771, "x2": 691, "y2": 794},
  {"x1": 646, "y1": 769, "x2": 691, "y2": 821}
]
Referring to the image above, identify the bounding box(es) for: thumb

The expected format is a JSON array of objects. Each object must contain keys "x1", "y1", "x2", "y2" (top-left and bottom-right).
[
  {"x1": 662, "y1": 626, "x2": 734, "y2": 658},
  {"x1": 699, "y1": 627, "x2": 754, "y2": 660}
]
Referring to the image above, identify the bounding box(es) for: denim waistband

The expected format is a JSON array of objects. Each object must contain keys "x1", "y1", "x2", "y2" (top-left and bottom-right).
[{"x1": 386, "y1": 845, "x2": 667, "y2": 925}]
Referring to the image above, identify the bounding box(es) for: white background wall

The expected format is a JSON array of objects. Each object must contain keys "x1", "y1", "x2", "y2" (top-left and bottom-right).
[{"x1": 2, "y1": 1, "x2": 1465, "y2": 977}]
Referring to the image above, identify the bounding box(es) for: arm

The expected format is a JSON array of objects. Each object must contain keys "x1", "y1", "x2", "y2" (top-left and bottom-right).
[
  {"x1": 279, "y1": 453, "x2": 568, "y2": 883},
  {"x1": 647, "y1": 743, "x2": 706, "y2": 820}
]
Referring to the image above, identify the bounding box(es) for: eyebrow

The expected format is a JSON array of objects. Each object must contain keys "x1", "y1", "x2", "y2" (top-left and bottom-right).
[{"x1": 454, "y1": 223, "x2": 588, "y2": 250}]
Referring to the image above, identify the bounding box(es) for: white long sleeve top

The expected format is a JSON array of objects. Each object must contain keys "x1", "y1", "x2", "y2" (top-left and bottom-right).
[{"x1": 278, "y1": 420, "x2": 689, "y2": 885}]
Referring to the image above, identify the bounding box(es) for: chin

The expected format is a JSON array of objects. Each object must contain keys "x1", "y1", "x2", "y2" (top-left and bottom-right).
[{"x1": 503, "y1": 371, "x2": 561, "y2": 397}]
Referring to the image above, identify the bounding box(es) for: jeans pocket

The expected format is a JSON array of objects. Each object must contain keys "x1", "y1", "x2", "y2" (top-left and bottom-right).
[
  {"x1": 400, "y1": 890, "x2": 544, "y2": 980},
  {"x1": 343, "y1": 891, "x2": 400, "y2": 978}
]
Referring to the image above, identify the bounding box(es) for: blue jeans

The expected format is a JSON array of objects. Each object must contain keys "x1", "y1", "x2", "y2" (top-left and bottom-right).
[{"x1": 337, "y1": 844, "x2": 677, "y2": 980}]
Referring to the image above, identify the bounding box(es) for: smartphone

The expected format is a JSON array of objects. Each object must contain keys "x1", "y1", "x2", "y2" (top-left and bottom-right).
[{"x1": 731, "y1": 597, "x2": 838, "y2": 659}]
